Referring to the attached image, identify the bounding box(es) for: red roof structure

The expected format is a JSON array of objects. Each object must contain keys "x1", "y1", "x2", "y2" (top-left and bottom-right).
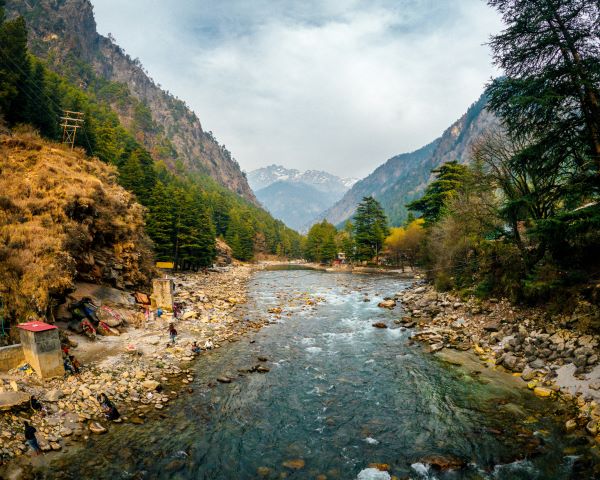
[{"x1": 16, "y1": 321, "x2": 57, "y2": 332}]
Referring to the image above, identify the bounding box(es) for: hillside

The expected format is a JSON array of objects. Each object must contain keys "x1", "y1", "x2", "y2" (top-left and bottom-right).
[
  {"x1": 320, "y1": 94, "x2": 498, "y2": 227},
  {"x1": 5, "y1": 0, "x2": 256, "y2": 203},
  {"x1": 0, "y1": 130, "x2": 154, "y2": 324},
  {"x1": 248, "y1": 165, "x2": 356, "y2": 230},
  {"x1": 255, "y1": 181, "x2": 341, "y2": 231}
]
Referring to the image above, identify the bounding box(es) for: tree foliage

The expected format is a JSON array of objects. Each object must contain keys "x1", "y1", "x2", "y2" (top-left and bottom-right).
[
  {"x1": 0, "y1": 11, "x2": 303, "y2": 268},
  {"x1": 353, "y1": 197, "x2": 389, "y2": 262},
  {"x1": 486, "y1": 0, "x2": 600, "y2": 184},
  {"x1": 407, "y1": 161, "x2": 471, "y2": 225},
  {"x1": 305, "y1": 220, "x2": 338, "y2": 263},
  {"x1": 384, "y1": 219, "x2": 425, "y2": 269}
]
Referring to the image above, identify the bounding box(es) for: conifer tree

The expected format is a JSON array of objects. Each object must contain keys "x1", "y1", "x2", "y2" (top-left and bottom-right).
[
  {"x1": 353, "y1": 197, "x2": 389, "y2": 262},
  {"x1": 145, "y1": 181, "x2": 175, "y2": 261},
  {"x1": 407, "y1": 162, "x2": 470, "y2": 224}
]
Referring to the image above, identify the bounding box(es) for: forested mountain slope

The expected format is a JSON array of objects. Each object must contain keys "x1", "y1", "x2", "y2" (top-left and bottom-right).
[
  {"x1": 5, "y1": 0, "x2": 256, "y2": 203},
  {"x1": 320, "y1": 94, "x2": 498, "y2": 227}
]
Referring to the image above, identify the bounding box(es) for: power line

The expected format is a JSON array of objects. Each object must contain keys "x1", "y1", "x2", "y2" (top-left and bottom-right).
[
  {"x1": 0, "y1": 47, "x2": 95, "y2": 155},
  {"x1": 60, "y1": 110, "x2": 84, "y2": 149}
]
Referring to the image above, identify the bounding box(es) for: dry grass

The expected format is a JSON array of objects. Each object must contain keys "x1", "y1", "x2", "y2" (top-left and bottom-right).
[{"x1": 0, "y1": 129, "x2": 154, "y2": 328}]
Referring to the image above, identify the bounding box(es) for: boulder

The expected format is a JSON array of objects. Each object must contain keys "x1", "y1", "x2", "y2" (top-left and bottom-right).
[
  {"x1": 372, "y1": 322, "x2": 388, "y2": 329},
  {"x1": 142, "y1": 380, "x2": 160, "y2": 391},
  {"x1": 377, "y1": 300, "x2": 396, "y2": 309},
  {"x1": 88, "y1": 422, "x2": 107, "y2": 434},
  {"x1": 502, "y1": 354, "x2": 520, "y2": 371},
  {"x1": 44, "y1": 389, "x2": 64, "y2": 402},
  {"x1": 282, "y1": 459, "x2": 305, "y2": 469},
  {"x1": 565, "y1": 419, "x2": 578, "y2": 432},
  {"x1": 529, "y1": 359, "x2": 545, "y2": 369},
  {"x1": 419, "y1": 455, "x2": 466, "y2": 471},
  {"x1": 0, "y1": 391, "x2": 30, "y2": 411},
  {"x1": 521, "y1": 366, "x2": 537, "y2": 381},
  {"x1": 533, "y1": 386, "x2": 553, "y2": 398},
  {"x1": 356, "y1": 469, "x2": 391, "y2": 480}
]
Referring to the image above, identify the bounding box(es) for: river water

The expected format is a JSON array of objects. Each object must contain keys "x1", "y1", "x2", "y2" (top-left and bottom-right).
[{"x1": 33, "y1": 270, "x2": 596, "y2": 479}]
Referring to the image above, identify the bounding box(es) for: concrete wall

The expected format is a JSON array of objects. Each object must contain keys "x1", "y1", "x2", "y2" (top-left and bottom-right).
[
  {"x1": 19, "y1": 329, "x2": 64, "y2": 379},
  {"x1": 152, "y1": 278, "x2": 174, "y2": 311},
  {"x1": 0, "y1": 344, "x2": 25, "y2": 371}
]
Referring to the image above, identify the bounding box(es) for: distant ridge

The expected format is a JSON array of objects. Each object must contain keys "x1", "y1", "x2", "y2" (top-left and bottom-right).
[
  {"x1": 317, "y1": 93, "x2": 498, "y2": 227},
  {"x1": 248, "y1": 165, "x2": 357, "y2": 230}
]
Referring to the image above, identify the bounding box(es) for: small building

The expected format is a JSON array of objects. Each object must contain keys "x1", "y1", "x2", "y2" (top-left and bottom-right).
[{"x1": 17, "y1": 321, "x2": 64, "y2": 379}]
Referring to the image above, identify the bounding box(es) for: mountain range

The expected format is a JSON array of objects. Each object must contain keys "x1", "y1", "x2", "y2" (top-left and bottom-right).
[
  {"x1": 318, "y1": 93, "x2": 498, "y2": 227},
  {"x1": 247, "y1": 166, "x2": 357, "y2": 231},
  {"x1": 5, "y1": 0, "x2": 256, "y2": 203}
]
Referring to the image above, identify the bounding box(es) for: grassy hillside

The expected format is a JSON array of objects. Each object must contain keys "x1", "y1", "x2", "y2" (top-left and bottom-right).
[{"x1": 0, "y1": 130, "x2": 154, "y2": 325}]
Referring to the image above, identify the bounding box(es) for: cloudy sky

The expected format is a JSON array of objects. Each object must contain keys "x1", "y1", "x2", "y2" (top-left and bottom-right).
[{"x1": 91, "y1": 0, "x2": 502, "y2": 178}]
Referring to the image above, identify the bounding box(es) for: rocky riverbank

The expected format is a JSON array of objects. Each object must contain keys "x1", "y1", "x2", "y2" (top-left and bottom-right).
[
  {"x1": 393, "y1": 283, "x2": 600, "y2": 441},
  {"x1": 0, "y1": 265, "x2": 263, "y2": 474}
]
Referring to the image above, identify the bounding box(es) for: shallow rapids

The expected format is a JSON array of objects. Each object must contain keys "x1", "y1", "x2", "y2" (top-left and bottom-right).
[{"x1": 32, "y1": 270, "x2": 596, "y2": 479}]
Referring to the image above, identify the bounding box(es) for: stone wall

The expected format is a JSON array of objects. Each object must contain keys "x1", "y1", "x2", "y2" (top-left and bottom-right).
[{"x1": 0, "y1": 344, "x2": 25, "y2": 371}]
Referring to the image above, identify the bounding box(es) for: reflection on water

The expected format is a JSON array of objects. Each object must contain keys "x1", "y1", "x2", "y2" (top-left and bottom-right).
[{"x1": 34, "y1": 271, "x2": 596, "y2": 479}]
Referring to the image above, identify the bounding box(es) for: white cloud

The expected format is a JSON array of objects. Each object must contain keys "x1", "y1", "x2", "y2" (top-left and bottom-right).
[{"x1": 91, "y1": 0, "x2": 502, "y2": 178}]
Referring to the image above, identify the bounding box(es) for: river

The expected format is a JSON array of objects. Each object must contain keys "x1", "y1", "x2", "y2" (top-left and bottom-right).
[{"x1": 31, "y1": 270, "x2": 594, "y2": 479}]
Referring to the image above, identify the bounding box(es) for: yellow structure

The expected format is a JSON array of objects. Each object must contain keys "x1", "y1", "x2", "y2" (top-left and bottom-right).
[{"x1": 152, "y1": 278, "x2": 174, "y2": 311}]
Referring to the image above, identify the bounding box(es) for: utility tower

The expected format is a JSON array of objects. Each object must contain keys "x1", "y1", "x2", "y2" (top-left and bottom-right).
[{"x1": 60, "y1": 110, "x2": 84, "y2": 149}]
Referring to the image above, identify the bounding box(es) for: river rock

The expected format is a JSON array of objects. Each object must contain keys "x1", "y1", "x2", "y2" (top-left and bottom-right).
[
  {"x1": 574, "y1": 355, "x2": 588, "y2": 367},
  {"x1": 142, "y1": 380, "x2": 160, "y2": 391},
  {"x1": 256, "y1": 467, "x2": 272, "y2": 477},
  {"x1": 586, "y1": 420, "x2": 599, "y2": 436},
  {"x1": 357, "y1": 469, "x2": 391, "y2": 480},
  {"x1": 255, "y1": 365, "x2": 270, "y2": 373},
  {"x1": 378, "y1": 300, "x2": 396, "y2": 309},
  {"x1": 165, "y1": 459, "x2": 186, "y2": 473},
  {"x1": 483, "y1": 321, "x2": 500, "y2": 332},
  {"x1": 0, "y1": 391, "x2": 30, "y2": 411},
  {"x1": 529, "y1": 359, "x2": 545, "y2": 369},
  {"x1": 217, "y1": 376, "x2": 232, "y2": 383},
  {"x1": 521, "y1": 366, "x2": 537, "y2": 381},
  {"x1": 89, "y1": 422, "x2": 107, "y2": 434},
  {"x1": 565, "y1": 419, "x2": 578, "y2": 432},
  {"x1": 501, "y1": 354, "x2": 520, "y2": 371},
  {"x1": 44, "y1": 389, "x2": 64, "y2": 402},
  {"x1": 419, "y1": 455, "x2": 466, "y2": 471},
  {"x1": 533, "y1": 386, "x2": 553, "y2": 398},
  {"x1": 372, "y1": 322, "x2": 388, "y2": 329},
  {"x1": 282, "y1": 459, "x2": 305, "y2": 469}
]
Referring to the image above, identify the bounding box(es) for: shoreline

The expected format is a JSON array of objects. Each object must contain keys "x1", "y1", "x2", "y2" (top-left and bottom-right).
[
  {"x1": 0, "y1": 265, "x2": 261, "y2": 478},
  {"x1": 394, "y1": 282, "x2": 600, "y2": 443},
  {"x1": 2, "y1": 266, "x2": 597, "y2": 477},
  {"x1": 257, "y1": 260, "x2": 422, "y2": 278}
]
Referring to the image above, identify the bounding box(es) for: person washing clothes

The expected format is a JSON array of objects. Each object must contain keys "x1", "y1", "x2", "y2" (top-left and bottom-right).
[{"x1": 24, "y1": 421, "x2": 41, "y2": 455}]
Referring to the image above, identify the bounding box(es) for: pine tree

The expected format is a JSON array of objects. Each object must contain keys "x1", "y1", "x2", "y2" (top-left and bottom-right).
[
  {"x1": 353, "y1": 197, "x2": 389, "y2": 262},
  {"x1": 407, "y1": 162, "x2": 470, "y2": 224},
  {"x1": 145, "y1": 181, "x2": 175, "y2": 261},
  {"x1": 0, "y1": 15, "x2": 30, "y2": 124},
  {"x1": 486, "y1": 0, "x2": 600, "y2": 176}
]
